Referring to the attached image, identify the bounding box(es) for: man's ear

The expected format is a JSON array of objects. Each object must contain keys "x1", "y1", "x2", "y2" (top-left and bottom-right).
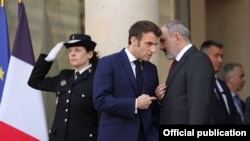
[{"x1": 130, "y1": 36, "x2": 138, "y2": 45}]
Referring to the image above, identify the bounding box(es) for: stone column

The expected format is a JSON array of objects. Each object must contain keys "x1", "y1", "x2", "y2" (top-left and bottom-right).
[{"x1": 85, "y1": 0, "x2": 160, "y2": 65}]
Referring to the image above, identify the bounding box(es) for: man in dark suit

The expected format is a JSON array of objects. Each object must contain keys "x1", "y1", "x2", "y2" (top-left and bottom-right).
[
  {"x1": 244, "y1": 96, "x2": 250, "y2": 124},
  {"x1": 200, "y1": 40, "x2": 242, "y2": 124},
  {"x1": 155, "y1": 20, "x2": 215, "y2": 124},
  {"x1": 93, "y1": 20, "x2": 162, "y2": 141},
  {"x1": 221, "y1": 63, "x2": 246, "y2": 123}
]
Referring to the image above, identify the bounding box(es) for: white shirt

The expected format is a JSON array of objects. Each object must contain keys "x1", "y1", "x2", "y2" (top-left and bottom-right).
[
  {"x1": 215, "y1": 77, "x2": 230, "y2": 114},
  {"x1": 175, "y1": 43, "x2": 192, "y2": 61},
  {"x1": 75, "y1": 64, "x2": 92, "y2": 75},
  {"x1": 125, "y1": 47, "x2": 138, "y2": 77},
  {"x1": 125, "y1": 47, "x2": 140, "y2": 113}
]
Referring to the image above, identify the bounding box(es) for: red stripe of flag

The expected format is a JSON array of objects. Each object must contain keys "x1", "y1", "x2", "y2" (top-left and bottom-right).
[{"x1": 0, "y1": 121, "x2": 39, "y2": 141}]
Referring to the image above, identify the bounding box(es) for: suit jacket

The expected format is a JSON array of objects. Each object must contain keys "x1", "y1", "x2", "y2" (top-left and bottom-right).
[
  {"x1": 214, "y1": 78, "x2": 243, "y2": 124},
  {"x1": 160, "y1": 46, "x2": 215, "y2": 124},
  {"x1": 28, "y1": 54, "x2": 99, "y2": 141},
  {"x1": 244, "y1": 96, "x2": 250, "y2": 124},
  {"x1": 93, "y1": 49, "x2": 159, "y2": 141}
]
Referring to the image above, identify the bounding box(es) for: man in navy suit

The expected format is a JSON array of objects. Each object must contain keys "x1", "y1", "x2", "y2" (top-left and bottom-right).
[
  {"x1": 93, "y1": 20, "x2": 162, "y2": 141},
  {"x1": 155, "y1": 20, "x2": 215, "y2": 124},
  {"x1": 200, "y1": 40, "x2": 242, "y2": 124}
]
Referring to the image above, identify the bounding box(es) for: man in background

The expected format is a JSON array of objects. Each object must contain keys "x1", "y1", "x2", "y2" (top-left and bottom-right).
[
  {"x1": 221, "y1": 63, "x2": 246, "y2": 123},
  {"x1": 200, "y1": 40, "x2": 242, "y2": 124}
]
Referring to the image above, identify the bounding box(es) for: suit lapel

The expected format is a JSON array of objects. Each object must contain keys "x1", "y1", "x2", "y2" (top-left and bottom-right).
[
  {"x1": 119, "y1": 49, "x2": 137, "y2": 93},
  {"x1": 166, "y1": 46, "x2": 196, "y2": 85},
  {"x1": 215, "y1": 80, "x2": 230, "y2": 115}
]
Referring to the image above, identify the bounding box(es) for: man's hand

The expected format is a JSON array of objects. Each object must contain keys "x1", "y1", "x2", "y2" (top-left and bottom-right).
[
  {"x1": 155, "y1": 84, "x2": 166, "y2": 100},
  {"x1": 137, "y1": 94, "x2": 157, "y2": 109}
]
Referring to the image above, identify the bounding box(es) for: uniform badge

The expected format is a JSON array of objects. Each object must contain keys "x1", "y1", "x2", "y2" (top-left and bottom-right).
[
  {"x1": 88, "y1": 68, "x2": 92, "y2": 74},
  {"x1": 60, "y1": 80, "x2": 66, "y2": 86}
]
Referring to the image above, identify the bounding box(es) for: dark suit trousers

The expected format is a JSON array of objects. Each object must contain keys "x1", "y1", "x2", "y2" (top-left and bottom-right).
[{"x1": 137, "y1": 111, "x2": 146, "y2": 141}]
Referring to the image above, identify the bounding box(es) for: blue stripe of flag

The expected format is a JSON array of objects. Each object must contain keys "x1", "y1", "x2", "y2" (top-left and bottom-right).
[{"x1": 0, "y1": 6, "x2": 10, "y2": 103}]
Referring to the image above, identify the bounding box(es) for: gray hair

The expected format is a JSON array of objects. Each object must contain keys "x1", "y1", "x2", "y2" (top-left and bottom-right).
[
  {"x1": 221, "y1": 63, "x2": 242, "y2": 81},
  {"x1": 165, "y1": 20, "x2": 191, "y2": 42}
]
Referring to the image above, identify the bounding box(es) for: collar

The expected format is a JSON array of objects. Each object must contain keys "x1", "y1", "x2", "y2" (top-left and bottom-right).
[
  {"x1": 215, "y1": 76, "x2": 224, "y2": 93},
  {"x1": 75, "y1": 64, "x2": 92, "y2": 74},
  {"x1": 175, "y1": 43, "x2": 192, "y2": 61},
  {"x1": 125, "y1": 47, "x2": 137, "y2": 63},
  {"x1": 231, "y1": 92, "x2": 237, "y2": 97}
]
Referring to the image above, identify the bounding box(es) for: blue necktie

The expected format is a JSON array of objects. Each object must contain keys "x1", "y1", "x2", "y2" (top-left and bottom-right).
[
  {"x1": 234, "y1": 94, "x2": 244, "y2": 112},
  {"x1": 234, "y1": 94, "x2": 245, "y2": 122}
]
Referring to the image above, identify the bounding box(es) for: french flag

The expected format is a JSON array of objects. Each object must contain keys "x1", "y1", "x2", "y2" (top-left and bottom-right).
[{"x1": 0, "y1": 2, "x2": 48, "y2": 141}]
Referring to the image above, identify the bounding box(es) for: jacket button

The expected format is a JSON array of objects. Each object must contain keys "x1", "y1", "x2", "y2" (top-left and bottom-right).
[
  {"x1": 89, "y1": 133, "x2": 93, "y2": 138},
  {"x1": 65, "y1": 109, "x2": 68, "y2": 112},
  {"x1": 64, "y1": 119, "x2": 67, "y2": 122},
  {"x1": 82, "y1": 94, "x2": 85, "y2": 98},
  {"x1": 66, "y1": 99, "x2": 69, "y2": 103},
  {"x1": 68, "y1": 90, "x2": 71, "y2": 94}
]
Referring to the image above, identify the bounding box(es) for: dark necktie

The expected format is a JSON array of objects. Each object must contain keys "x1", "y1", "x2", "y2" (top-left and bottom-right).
[
  {"x1": 167, "y1": 60, "x2": 178, "y2": 78},
  {"x1": 134, "y1": 61, "x2": 146, "y2": 139},
  {"x1": 75, "y1": 72, "x2": 80, "y2": 80},
  {"x1": 134, "y1": 60, "x2": 143, "y2": 95}
]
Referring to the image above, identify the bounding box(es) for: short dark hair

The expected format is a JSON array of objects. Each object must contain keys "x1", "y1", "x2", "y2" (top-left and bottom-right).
[
  {"x1": 128, "y1": 20, "x2": 162, "y2": 45},
  {"x1": 200, "y1": 40, "x2": 223, "y2": 52}
]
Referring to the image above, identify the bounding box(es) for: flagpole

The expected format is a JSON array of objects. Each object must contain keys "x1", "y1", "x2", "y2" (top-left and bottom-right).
[{"x1": 1, "y1": 0, "x2": 4, "y2": 7}]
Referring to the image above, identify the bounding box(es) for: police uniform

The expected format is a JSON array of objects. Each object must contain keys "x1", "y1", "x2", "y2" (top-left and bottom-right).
[{"x1": 28, "y1": 34, "x2": 99, "y2": 141}]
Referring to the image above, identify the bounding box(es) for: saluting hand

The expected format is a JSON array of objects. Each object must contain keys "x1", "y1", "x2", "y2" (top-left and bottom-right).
[{"x1": 45, "y1": 42, "x2": 65, "y2": 62}]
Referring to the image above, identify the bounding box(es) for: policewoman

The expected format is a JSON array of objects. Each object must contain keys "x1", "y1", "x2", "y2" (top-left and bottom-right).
[{"x1": 28, "y1": 34, "x2": 99, "y2": 141}]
